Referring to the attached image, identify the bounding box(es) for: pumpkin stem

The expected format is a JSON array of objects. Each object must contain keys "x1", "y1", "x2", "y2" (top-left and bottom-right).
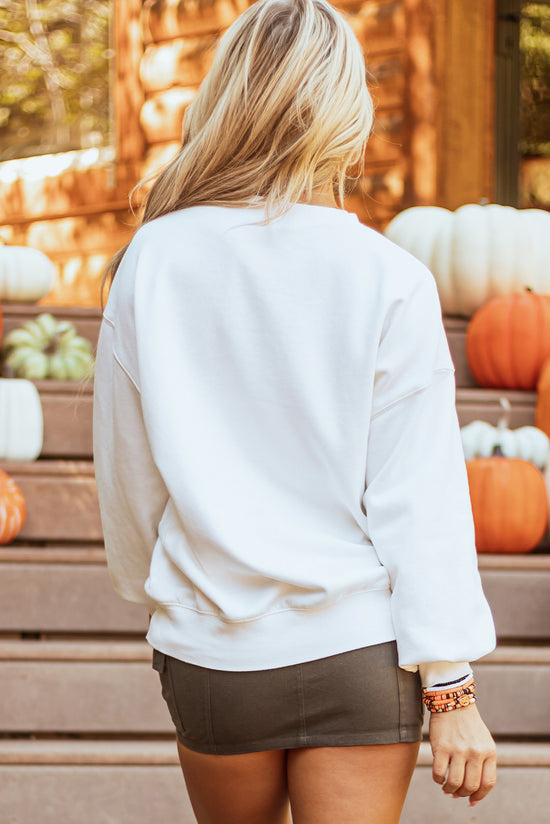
[
  {"x1": 497, "y1": 398, "x2": 511, "y2": 432},
  {"x1": 495, "y1": 398, "x2": 511, "y2": 456},
  {"x1": 43, "y1": 332, "x2": 61, "y2": 356}
]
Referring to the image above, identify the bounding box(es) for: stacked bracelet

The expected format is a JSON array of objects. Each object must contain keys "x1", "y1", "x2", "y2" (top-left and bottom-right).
[{"x1": 422, "y1": 677, "x2": 476, "y2": 713}]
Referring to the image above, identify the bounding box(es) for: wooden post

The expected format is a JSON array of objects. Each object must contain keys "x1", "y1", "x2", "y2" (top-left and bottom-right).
[
  {"x1": 434, "y1": 0, "x2": 497, "y2": 208},
  {"x1": 114, "y1": 0, "x2": 146, "y2": 164},
  {"x1": 402, "y1": 0, "x2": 439, "y2": 207},
  {"x1": 402, "y1": 0, "x2": 496, "y2": 209}
]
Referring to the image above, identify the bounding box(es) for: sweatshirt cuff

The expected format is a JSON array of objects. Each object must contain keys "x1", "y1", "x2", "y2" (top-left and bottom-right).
[{"x1": 400, "y1": 661, "x2": 473, "y2": 689}]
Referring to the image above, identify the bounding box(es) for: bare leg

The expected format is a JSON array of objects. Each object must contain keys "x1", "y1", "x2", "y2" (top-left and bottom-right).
[
  {"x1": 176, "y1": 740, "x2": 291, "y2": 824},
  {"x1": 287, "y1": 742, "x2": 420, "y2": 824}
]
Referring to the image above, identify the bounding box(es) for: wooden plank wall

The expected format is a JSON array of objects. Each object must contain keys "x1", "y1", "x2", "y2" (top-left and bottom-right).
[
  {"x1": 0, "y1": 0, "x2": 495, "y2": 306},
  {"x1": 0, "y1": 0, "x2": 144, "y2": 308},
  {"x1": 138, "y1": 0, "x2": 411, "y2": 232},
  {"x1": 433, "y1": 0, "x2": 496, "y2": 209},
  {"x1": 345, "y1": 0, "x2": 409, "y2": 228}
]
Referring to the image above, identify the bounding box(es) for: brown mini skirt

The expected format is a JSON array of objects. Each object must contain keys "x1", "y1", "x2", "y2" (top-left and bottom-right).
[{"x1": 152, "y1": 641, "x2": 423, "y2": 755}]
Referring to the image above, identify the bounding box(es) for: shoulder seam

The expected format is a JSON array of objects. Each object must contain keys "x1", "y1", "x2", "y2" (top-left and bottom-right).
[
  {"x1": 112, "y1": 350, "x2": 141, "y2": 394},
  {"x1": 371, "y1": 368, "x2": 454, "y2": 420},
  {"x1": 101, "y1": 316, "x2": 141, "y2": 393}
]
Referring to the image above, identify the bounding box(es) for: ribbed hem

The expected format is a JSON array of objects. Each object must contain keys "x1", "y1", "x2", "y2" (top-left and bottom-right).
[{"x1": 147, "y1": 586, "x2": 395, "y2": 671}]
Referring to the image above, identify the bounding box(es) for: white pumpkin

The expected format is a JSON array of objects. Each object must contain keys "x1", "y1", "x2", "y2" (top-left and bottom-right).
[
  {"x1": 0, "y1": 246, "x2": 55, "y2": 303},
  {"x1": 0, "y1": 378, "x2": 43, "y2": 461},
  {"x1": 384, "y1": 204, "x2": 550, "y2": 317},
  {"x1": 461, "y1": 420, "x2": 550, "y2": 470}
]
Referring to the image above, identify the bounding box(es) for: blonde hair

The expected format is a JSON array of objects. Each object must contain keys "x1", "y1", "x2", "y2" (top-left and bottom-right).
[{"x1": 104, "y1": 0, "x2": 373, "y2": 289}]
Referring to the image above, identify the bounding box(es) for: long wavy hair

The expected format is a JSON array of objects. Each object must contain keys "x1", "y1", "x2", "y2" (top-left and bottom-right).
[{"x1": 103, "y1": 0, "x2": 373, "y2": 292}]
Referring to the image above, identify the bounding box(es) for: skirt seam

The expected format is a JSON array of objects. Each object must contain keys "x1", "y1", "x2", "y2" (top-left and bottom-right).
[
  {"x1": 166, "y1": 656, "x2": 187, "y2": 741},
  {"x1": 205, "y1": 668, "x2": 218, "y2": 755},
  {"x1": 296, "y1": 663, "x2": 308, "y2": 747},
  {"x1": 395, "y1": 646, "x2": 404, "y2": 743}
]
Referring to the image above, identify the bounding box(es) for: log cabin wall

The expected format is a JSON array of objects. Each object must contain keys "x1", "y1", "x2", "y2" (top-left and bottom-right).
[
  {"x1": 0, "y1": 0, "x2": 145, "y2": 308},
  {"x1": 0, "y1": 0, "x2": 496, "y2": 307},
  {"x1": 138, "y1": 0, "x2": 412, "y2": 230}
]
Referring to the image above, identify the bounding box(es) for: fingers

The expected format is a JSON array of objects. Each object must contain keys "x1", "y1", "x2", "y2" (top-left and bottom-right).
[
  {"x1": 447, "y1": 752, "x2": 481, "y2": 798},
  {"x1": 467, "y1": 751, "x2": 497, "y2": 806},
  {"x1": 429, "y1": 704, "x2": 497, "y2": 806},
  {"x1": 434, "y1": 747, "x2": 496, "y2": 804},
  {"x1": 432, "y1": 749, "x2": 450, "y2": 787}
]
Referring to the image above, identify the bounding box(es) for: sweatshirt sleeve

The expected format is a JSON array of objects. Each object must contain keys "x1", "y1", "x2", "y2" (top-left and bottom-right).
[
  {"x1": 363, "y1": 267, "x2": 496, "y2": 674},
  {"x1": 93, "y1": 316, "x2": 169, "y2": 611}
]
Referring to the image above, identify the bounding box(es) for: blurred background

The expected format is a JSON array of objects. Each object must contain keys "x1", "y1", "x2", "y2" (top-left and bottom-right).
[{"x1": 0, "y1": 3, "x2": 549, "y2": 823}]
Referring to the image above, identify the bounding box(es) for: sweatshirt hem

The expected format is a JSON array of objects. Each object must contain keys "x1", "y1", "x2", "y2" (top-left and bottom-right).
[{"x1": 146, "y1": 586, "x2": 395, "y2": 671}]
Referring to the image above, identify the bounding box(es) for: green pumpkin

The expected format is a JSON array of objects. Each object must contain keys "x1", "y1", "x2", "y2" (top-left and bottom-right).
[{"x1": 1, "y1": 313, "x2": 94, "y2": 380}]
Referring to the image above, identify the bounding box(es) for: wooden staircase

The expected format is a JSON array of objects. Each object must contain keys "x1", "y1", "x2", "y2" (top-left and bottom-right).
[{"x1": 1, "y1": 304, "x2": 549, "y2": 823}]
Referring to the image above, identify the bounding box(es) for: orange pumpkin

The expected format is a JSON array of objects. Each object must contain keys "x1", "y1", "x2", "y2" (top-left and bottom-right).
[
  {"x1": 466, "y1": 455, "x2": 548, "y2": 553},
  {"x1": 0, "y1": 469, "x2": 26, "y2": 544},
  {"x1": 466, "y1": 291, "x2": 550, "y2": 390},
  {"x1": 536, "y1": 358, "x2": 550, "y2": 439}
]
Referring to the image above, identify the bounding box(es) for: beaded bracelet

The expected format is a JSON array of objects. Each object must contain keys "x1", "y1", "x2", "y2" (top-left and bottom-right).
[{"x1": 422, "y1": 677, "x2": 476, "y2": 713}]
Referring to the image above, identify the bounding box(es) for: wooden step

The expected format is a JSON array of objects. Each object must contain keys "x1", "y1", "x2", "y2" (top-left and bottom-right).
[
  {"x1": 0, "y1": 641, "x2": 168, "y2": 735},
  {"x1": 4, "y1": 380, "x2": 541, "y2": 462},
  {"x1": 36, "y1": 379, "x2": 93, "y2": 458},
  {"x1": 0, "y1": 641, "x2": 549, "y2": 737},
  {"x1": 455, "y1": 387, "x2": 536, "y2": 428},
  {"x1": 0, "y1": 741, "x2": 194, "y2": 824},
  {"x1": 0, "y1": 740, "x2": 549, "y2": 823},
  {"x1": 0, "y1": 739, "x2": 181, "y2": 765},
  {"x1": 2, "y1": 460, "x2": 102, "y2": 542},
  {"x1": 0, "y1": 379, "x2": 93, "y2": 460},
  {"x1": 30, "y1": 383, "x2": 535, "y2": 460},
  {"x1": 3, "y1": 308, "x2": 538, "y2": 442},
  {"x1": 0, "y1": 551, "x2": 147, "y2": 634},
  {"x1": 1, "y1": 306, "x2": 473, "y2": 388},
  {"x1": 454, "y1": 646, "x2": 550, "y2": 738},
  {"x1": 0, "y1": 550, "x2": 547, "y2": 639},
  {"x1": 30, "y1": 383, "x2": 544, "y2": 462},
  {"x1": 478, "y1": 553, "x2": 550, "y2": 640},
  {"x1": 12, "y1": 352, "x2": 543, "y2": 468},
  {"x1": 419, "y1": 645, "x2": 550, "y2": 737}
]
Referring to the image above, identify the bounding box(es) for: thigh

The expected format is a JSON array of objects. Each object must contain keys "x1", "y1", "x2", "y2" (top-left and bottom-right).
[
  {"x1": 287, "y1": 742, "x2": 420, "y2": 824},
  {"x1": 177, "y1": 740, "x2": 291, "y2": 824}
]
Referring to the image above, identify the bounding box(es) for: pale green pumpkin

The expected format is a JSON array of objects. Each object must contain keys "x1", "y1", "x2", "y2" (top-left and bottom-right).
[{"x1": 1, "y1": 313, "x2": 94, "y2": 381}]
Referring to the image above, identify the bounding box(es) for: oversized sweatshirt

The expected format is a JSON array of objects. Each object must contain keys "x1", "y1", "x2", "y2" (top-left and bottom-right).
[{"x1": 93, "y1": 203, "x2": 496, "y2": 687}]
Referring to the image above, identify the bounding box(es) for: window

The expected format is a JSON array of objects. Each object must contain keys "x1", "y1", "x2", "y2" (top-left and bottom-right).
[
  {"x1": 496, "y1": 0, "x2": 550, "y2": 208},
  {"x1": 520, "y1": 2, "x2": 550, "y2": 207},
  {"x1": 0, "y1": 0, "x2": 113, "y2": 163}
]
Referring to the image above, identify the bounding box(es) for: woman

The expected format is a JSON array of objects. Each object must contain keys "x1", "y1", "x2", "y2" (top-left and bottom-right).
[{"x1": 93, "y1": 1, "x2": 497, "y2": 822}]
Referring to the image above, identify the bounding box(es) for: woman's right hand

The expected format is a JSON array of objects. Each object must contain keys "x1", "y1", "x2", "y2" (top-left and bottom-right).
[{"x1": 428, "y1": 703, "x2": 497, "y2": 807}]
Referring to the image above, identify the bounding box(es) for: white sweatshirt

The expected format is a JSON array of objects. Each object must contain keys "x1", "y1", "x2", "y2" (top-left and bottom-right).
[{"x1": 93, "y1": 203, "x2": 496, "y2": 687}]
